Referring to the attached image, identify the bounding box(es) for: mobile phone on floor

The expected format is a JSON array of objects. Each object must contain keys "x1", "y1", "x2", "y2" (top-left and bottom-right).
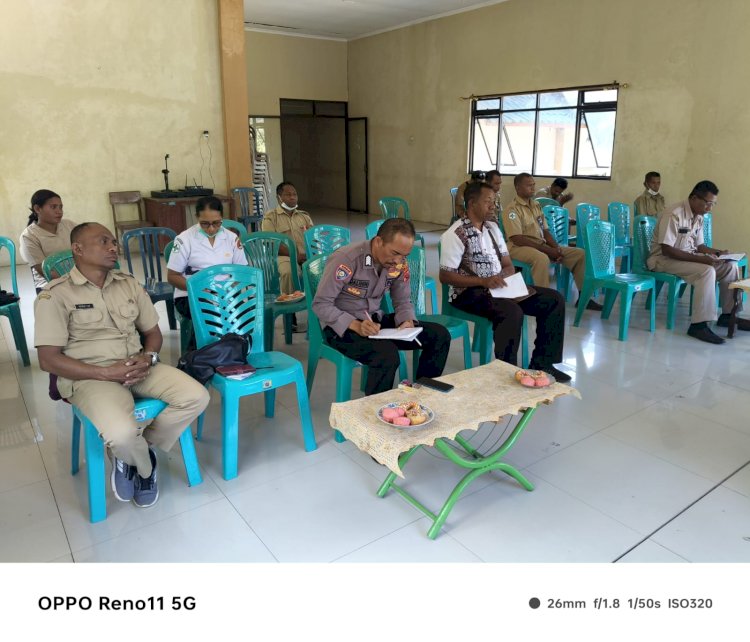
[{"x1": 416, "y1": 377, "x2": 454, "y2": 393}]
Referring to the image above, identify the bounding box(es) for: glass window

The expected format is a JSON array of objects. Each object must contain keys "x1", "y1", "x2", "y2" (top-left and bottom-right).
[
  {"x1": 471, "y1": 117, "x2": 499, "y2": 170},
  {"x1": 577, "y1": 110, "x2": 616, "y2": 177},
  {"x1": 502, "y1": 94, "x2": 536, "y2": 110},
  {"x1": 583, "y1": 89, "x2": 618, "y2": 103},
  {"x1": 539, "y1": 91, "x2": 578, "y2": 108},
  {"x1": 534, "y1": 109, "x2": 576, "y2": 176},
  {"x1": 475, "y1": 99, "x2": 500, "y2": 111},
  {"x1": 499, "y1": 111, "x2": 535, "y2": 173}
]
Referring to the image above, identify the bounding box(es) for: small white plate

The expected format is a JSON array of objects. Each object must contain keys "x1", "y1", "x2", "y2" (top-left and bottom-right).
[
  {"x1": 275, "y1": 292, "x2": 305, "y2": 304},
  {"x1": 377, "y1": 402, "x2": 434, "y2": 428},
  {"x1": 514, "y1": 371, "x2": 556, "y2": 389}
]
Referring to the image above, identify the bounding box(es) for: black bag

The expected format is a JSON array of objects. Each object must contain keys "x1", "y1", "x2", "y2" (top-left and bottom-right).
[
  {"x1": 177, "y1": 332, "x2": 251, "y2": 385},
  {"x1": 0, "y1": 289, "x2": 19, "y2": 306}
]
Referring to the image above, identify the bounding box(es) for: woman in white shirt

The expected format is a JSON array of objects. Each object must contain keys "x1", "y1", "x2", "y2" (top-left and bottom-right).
[
  {"x1": 166, "y1": 195, "x2": 248, "y2": 320},
  {"x1": 19, "y1": 189, "x2": 78, "y2": 292}
]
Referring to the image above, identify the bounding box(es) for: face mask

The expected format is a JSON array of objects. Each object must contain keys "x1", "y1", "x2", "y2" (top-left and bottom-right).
[
  {"x1": 281, "y1": 202, "x2": 298, "y2": 212},
  {"x1": 199, "y1": 228, "x2": 220, "y2": 238},
  {"x1": 647, "y1": 188, "x2": 659, "y2": 196}
]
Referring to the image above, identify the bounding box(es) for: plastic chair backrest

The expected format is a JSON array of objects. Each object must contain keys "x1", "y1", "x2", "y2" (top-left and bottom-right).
[
  {"x1": 702, "y1": 212, "x2": 712, "y2": 247},
  {"x1": 576, "y1": 203, "x2": 601, "y2": 249},
  {"x1": 121, "y1": 227, "x2": 176, "y2": 282},
  {"x1": 164, "y1": 241, "x2": 173, "y2": 262},
  {"x1": 607, "y1": 202, "x2": 632, "y2": 245},
  {"x1": 42, "y1": 250, "x2": 76, "y2": 282},
  {"x1": 450, "y1": 187, "x2": 459, "y2": 221},
  {"x1": 302, "y1": 254, "x2": 330, "y2": 346},
  {"x1": 304, "y1": 225, "x2": 350, "y2": 258},
  {"x1": 536, "y1": 197, "x2": 558, "y2": 208},
  {"x1": 632, "y1": 215, "x2": 657, "y2": 272},
  {"x1": 0, "y1": 237, "x2": 19, "y2": 296},
  {"x1": 242, "y1": 231, "x2": 299, "y2": 296},
  {"x1": 542, "y1": 205, "x2": 570, "y2": 246},
  {"x1": 365, "y1": 219, "x2": 386, "y2": 240},
  {"x1": 221, "y1": 219, "x2": 249, "y2": 240},
  {"x1": 404, "y1": 246, "x2": 427, "y2": 316},
  {"x1": 583, "y1": 219, "x2": 616, "y2": 279},
  {"x1": 378, "y1": 197, "x2": 410, "y2": 220},
  {"x1": 232, "y1": 187, "x2": 262, "y2": 219},
  {"x1": 186, "y1": 264, "x2": 265, "y2": 353}
]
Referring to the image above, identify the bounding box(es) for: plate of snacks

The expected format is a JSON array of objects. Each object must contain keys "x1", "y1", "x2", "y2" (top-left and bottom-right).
[
  {"x1": 514, "y1": 369, "x2": 555, "y2": 388},
  {"x1": 275, "y1": 290, "x2": 305, "y2": 303},
  {"x1": 377, "y1": 401, "x2": 434, "y2": 428}
]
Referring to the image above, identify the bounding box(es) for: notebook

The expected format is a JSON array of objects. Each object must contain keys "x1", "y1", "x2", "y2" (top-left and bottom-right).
[
  {"x1": 369, "y1": 327, "x2": 424, "y2": 342},
  {"x1": 489, "y1": 272, "x2": 530, "y2": 299}
]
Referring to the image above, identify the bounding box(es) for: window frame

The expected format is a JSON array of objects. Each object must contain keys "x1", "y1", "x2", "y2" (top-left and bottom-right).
[{"x1": 469, "y1": 84, "x2": 619, "y2": 180}]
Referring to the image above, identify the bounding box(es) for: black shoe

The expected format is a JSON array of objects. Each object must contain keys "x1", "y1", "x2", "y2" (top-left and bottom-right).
[
  {"x1": 716, "y1": 314, "x2": 750, "y2": 331},
  {"x1": 528, "y1": 362, "x2": 572, "y2": 383},
  {"x1": 687, "y1": 324, "x2": 725, "y2": 344},
  {"x1": 575, "y1": 298, "x2": 604, "y2": 311}
]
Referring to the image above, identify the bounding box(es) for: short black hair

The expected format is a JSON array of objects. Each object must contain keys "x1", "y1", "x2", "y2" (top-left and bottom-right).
[
  {"x1": 276, "y1": 181, "x2": 295, "y2": 196},
  {"x1": 469, "y1": 170, "x2": 486, "y2": 182},
  {"x1": 552, "y1": 177, "x2": 568, "y2": 189},
  {"x1": 196, "y1": 195, "x2": 223, "y2": 214},
  {"x1": 464, "y1": 181, "x2": 493, "y2": 208},
  {"x1": 645, "y1": 171, "x2": 661, "y2": 182},
  {"x1": 376, "y1": 218, "x2": 415, "y2": 243},
  {"x1": 690, "y1": 180, "x2": 719, "y2": 198},
  {"x1": 485, "y1": 170, "x2": 502, "y2": 181},
  {"x1": 514, "y1": 172, "x2": 532, "y2": 188},
  {"x1": 70, "y1": 222, "x2": 95, "y2": 244}
]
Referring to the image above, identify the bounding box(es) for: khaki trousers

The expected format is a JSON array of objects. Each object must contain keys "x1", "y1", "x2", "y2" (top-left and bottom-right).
[
  {"x1": 508, "y1": 244, "x2": 586, "y2": 291},
  {"x1": 647, "y1": 255, "x2": 740, "y2": 324},
  {"x1": 277, "y1": 256, "x2": 300, "y2": 294},
  {"x1": 68, "y1": 363, "x2": 210, "y2": 477}
]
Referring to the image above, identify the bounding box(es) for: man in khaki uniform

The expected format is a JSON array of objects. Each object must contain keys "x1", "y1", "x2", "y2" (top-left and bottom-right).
[
  {"x1": 502, "y1": 173, "x2": 601, "y2": 310},
  {"x1": 35, "y1": 222, "x2": 209, "y2": 508},
  {"x1": 647, "y1": 180, "x2": 745, "y2": 344},
  {"x1": 262, "y1": 182, "x2": 314, "y2": 294},
  {"x1": 634, "y1": 171, "x2": 666, "y2": 216}
]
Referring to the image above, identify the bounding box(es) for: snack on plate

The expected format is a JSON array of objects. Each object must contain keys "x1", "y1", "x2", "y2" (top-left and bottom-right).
[
  {"x1": 514, "y1": 369, "x2": 551, "y2": 387},
  {"x1": 277, "y1": 290, "x2": 304, "y2": 302},
  {"x1": 380, "y1": 401, "x2": 430, "y2": 426}
]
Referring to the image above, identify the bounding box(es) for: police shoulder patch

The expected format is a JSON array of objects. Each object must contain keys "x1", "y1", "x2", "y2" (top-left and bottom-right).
[
  {"x1": 508, "y1": 211, "x2": 517, "y2": 220},
  {"x1": 335, "y1": 264, "x2": 353, "y2": 281}
]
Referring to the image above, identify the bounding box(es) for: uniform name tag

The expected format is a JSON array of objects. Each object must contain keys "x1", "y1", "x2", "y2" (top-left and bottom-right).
[
  {"x1": 678, "y1": 227, "x2": 689, "y2": 233},
  {"x1": 75, "y1": 304, "x2": 94, "y2": 309}
]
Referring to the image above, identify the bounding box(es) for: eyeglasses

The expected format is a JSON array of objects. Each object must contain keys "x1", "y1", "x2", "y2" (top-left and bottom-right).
[
  {"x1": 198, "y1": 220, "x2": 223, "y2": 229},
  {"x1": 693, "y1": 195, "x2": 717, "y2": 209}
]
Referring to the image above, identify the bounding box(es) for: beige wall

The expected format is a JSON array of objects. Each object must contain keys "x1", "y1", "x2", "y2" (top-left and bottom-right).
[
  {"x1": 348, "y1": 0, "x2": 750, "y2": 250},
  {"x1": 245, "y1": 31, "x2": 348, "y2": 115},
  {"x1": 0, "y1": 0, "x2": 227, "y2": 261}
]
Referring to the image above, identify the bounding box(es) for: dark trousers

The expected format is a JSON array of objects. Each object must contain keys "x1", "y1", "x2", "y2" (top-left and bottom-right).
[
  {"x1": 324, "y1": 313, "x2": 451, "y2": 396},
  {"x1": 452, "y1": 286, "x2": 565, "y2": 366},
  {"x1": 174, "y1": 296, "x2": 191, "y2": 319}
]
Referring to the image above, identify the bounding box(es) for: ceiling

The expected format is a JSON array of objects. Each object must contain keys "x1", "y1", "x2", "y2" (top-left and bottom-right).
[{"x1": 243, "y1": 0, "x2": 509, "y2": 40}]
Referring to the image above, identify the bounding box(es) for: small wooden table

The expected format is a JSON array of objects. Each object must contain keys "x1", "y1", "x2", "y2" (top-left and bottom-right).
[
  {"x1": 329, "y1": 361, "x2": 581, "y2": 539},
  {"x1": 728, "y1": 279, "x2": 750, "y2": 338}
]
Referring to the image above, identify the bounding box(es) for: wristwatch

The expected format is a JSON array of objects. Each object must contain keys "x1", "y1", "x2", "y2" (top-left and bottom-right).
[{"x1": 145, "y1": 351, "x2": 160, "y2": 366}]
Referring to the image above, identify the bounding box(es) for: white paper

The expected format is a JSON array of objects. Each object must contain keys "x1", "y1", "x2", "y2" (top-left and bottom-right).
[
  {"x1": 718, "y1": 253, "x2": 746, "y2": 261},
  {"x1": 369, "y1": 327, "x2": 424, "y2": 342},
  {"x1": 489, "y1": 272, "x2": 530, "y2": 299}
]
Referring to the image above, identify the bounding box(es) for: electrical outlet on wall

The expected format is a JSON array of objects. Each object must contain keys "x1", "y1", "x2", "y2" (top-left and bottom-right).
[{"x1": 202, "y1": 130, "x2": 209, "y2": 139}]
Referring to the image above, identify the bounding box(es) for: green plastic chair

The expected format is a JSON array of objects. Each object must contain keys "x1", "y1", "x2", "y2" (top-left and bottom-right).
[
  {"x1": 378, "y1": 197, "x2": 410, "y2": 220},
  {"x1": 41, "y1": 250, "x2": 76, "y2": 281},
  {"x1": 574, "y1": 220, "x2": 656, "y2": 341},
  {"x1": 607, "y1": 202, "x2": 633, "y2": 273},
  {"x1": 438, "y1": 241, "x2": 528, "y2": 368},
  {"x1": 304, "y1": 224, "x2": 350, "y2": 259},
  {"x1": 703, "y1": 212, "x2": 747, "y2": 278},
  {"x1": 575, "y1": 203, "x2": 601, "y2": 251},
  {"x1": 632, "y1": 215, "x2": 685, "y2": 330},
  {"x1": 221, "y1": 218, "x2": 251, "y2": 243},
  {"x1": 303, "y1": 254, "x2": 368, "y2": 443},
  {"x1": 232, "y1": 187, "x2": 264, "y2": 232},
  {"x1": 542, "y1": 205, "x2": 572, "y2": 301},
  {"x1": 242, "y1": 232, "x2": 306, "y2": 351},
  {"x1": 364, "y1": 219, "x2": 437, "y2": 315},
  {"x1": 0, "y1": 237, "x2": 30, "y2": 366},
  {"x1": 535, "y1": 197, "x2": 558, "y2": 208},
  {"x1": 188, "y1": 264, "x2": 316, "y2": 479},
  {"x1": 164, "y1": 241, "x2": 194, "y2": 354},
  {"x1": 450, "y1": 187, "x2": 459, "y2": 224}
]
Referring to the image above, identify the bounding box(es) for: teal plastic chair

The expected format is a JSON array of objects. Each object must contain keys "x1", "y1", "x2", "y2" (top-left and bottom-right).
[
  {"x1": 188, "y1": 264, "x2": 316, "y2": 480},
  {"x1": 632, "y1": 215, "x2": 685, "y2": 330},
  {"x1": 438, "y1": 242, "x2": 528, "y2": 368},
  {"x1": 703, "y1": 212, "x2": 748, "y2": 278},
  {"x1": 0, "y1": 237, "x2": 30, "y2": 366},
  {"x1": 364, "y1": 219, "x2": 437, "y2": 315},
  {"x1": 450, "y1": 187, "x2": 459, "y2": 223},
  {"x1": 378, "y1": 197, "x2": 410, "y2": 220},
  {"x1": 535, "y1": 197, "x2": 558, "y2": 208},
  {"x1": 574, "y1": 220, "x2": 656, "y2": 341},
  {"x1": 242, "y1": 232, "x2": 306, "y2": 351},
  {"x1": 542, "y1": 205, "x2": 572, "y2": 301},
  {"x1": 221, "y1": 218, "x2": 251, "y2": 243},
  {"x1": 41, "y1": 249, "x2": 76, "y2": 281},
  {"x1": 122, "y1": 227, "x2": 177, "y2": 330},
  {"x1": 232, "y1": 187, "x2": 264, "y2": 232},
  {"x1": 575, "y1": 203, "x2": 601, "y2": 251},
  {"x1": 607, "y1": 202, "x2": 633, "y2": 273},
  {"x1": 304, "y1": 224, "x2": 350, "y2": 258},
  {"x1": 164, "y1": 241, "x2": 194, "y2": 354},
  {"x1": 71, "y1": 398, "x2": 202, "y2": 522},
  {"x1": 303, "y1": 254, "x2": 366, "y2": 443}
]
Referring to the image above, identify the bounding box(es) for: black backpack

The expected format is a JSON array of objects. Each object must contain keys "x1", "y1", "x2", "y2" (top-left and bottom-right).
[
  {"x1": 177, "y1": 332, "x2": 251, "y2": 385},
  {"x1": 0, "y1": 289, "x2": 19, "y2": 306}
]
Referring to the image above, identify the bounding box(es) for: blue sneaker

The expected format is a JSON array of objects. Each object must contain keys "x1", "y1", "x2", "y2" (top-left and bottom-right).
[
  {"x1": 132, "y1": 448, "x2": 159, "y2": 508},
  {"x1": 110, "y1": 456, "x2": 136, "y2": 502}
]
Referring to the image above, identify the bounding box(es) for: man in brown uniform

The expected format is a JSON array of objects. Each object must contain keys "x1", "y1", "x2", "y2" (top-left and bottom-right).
[
  {"x1": 313, "y1": 218, "x2": 450, "y2": 395},
  {"x1": 503, "y1": 173, "x2": 601, "y2": 310},
  {"x1": 35, "y1": 223, "x2": 209, "y2": 508},
  {"x1": 634, "y1": 171, "x2": 666, "y2": 216},
  {"x1": 647, "y1": 180, "x2": 745, "y2": 344}
]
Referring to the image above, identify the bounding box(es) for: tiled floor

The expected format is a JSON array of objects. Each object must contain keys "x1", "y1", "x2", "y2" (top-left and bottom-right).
[{"x1": 2, "y1": 207, "x2": 750, "y2": 563}]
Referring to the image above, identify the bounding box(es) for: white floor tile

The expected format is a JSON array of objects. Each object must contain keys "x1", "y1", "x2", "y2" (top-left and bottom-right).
[
  {"x1": 616, "y1": 539, "x2": 687, "y2": 563},
  {"x1": 668, "y1": 379, "x2": 750, "y2": 435},
  {"x1": 722, "y1": 464, "x2": 750, "y2": 498}
]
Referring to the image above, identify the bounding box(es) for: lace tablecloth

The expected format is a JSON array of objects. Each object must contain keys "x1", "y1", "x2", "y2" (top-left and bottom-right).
[
  {"x1": 329, "y1": 360, "x2": 581, "y2": 476},
  {"x1": 729, "y1": 278, "x2": 750, "y2": 292}
]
